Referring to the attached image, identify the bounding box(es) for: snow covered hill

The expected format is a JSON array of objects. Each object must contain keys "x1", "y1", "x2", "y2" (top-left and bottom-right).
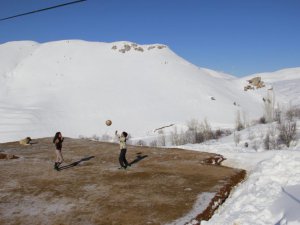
[{"x1": 0, "y1": 40, "x2": 299, "y2": 142}]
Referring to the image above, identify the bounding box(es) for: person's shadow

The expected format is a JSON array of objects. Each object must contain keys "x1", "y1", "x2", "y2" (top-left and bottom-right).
[
  {"x1": 129, "y1": 152, "x2": 148, "y2": 166},
  {"x1": 58, "y1": 156, "x2": 95, "y2": 171}
]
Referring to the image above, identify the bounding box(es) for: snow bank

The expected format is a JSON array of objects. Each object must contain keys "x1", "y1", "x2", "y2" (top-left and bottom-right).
[
  {"x1": 202, "y1": 151, "x2": 300, "y2": 225},
  {"x1": 176, "y1": 121, "x2": 300, "y2": 225}
]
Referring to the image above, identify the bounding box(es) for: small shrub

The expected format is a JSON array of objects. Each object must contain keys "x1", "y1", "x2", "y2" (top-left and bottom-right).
[
  {"x1": 278, "y1": 119, "x2": 297, "y2": 147},
  {"x1": 100, "y1": 134, "x2": 112, "y2": 142},
  {"x1": 224, "y1": 129, "x2": 233, "y2": 136},
  {"x1": 233, "y1": 132, "x2": 241, "y2": 146},
  {"x1": 195, "y1": 132, "x2": 204, "y2": 143},
  {"x1": 247, "y1": 129, "x2": 255, "y2": 141},
  {"x1": 135, "y1": 140, "x2": 146, "y2": 146},
  {"x1": 171, "y1": 119, "x2": 232, "y2": 146},
  {"x1": 286, "y1": 107, "x2": 300, "y2": 120},
  {"x1": 213, "y1": 129, "x2": 232, "y2": 139},
  {"x1": 78, "y1": 135, "x2": 87, "y2": 139},
  {"x1": 252, "y1": 140, "x2": 259, "y2": 151},
  {"x1": 236, "y1": 123, "x2": 244, "y2": 131},
  {"x1": 235, "y1": 111, "x2": 245, "y2": 131},
  {"x1": 170, "y1": 127, "x2": 180, "y2": 145},
  {"x1": 267, "y1": 125, "x2": 280, "y2": 150},
  {"x1": 170, "y1": 127, "x2": 190, "y2": 145},
  {"x1": 274, "y1": 109, "x2": 282, "y2": 124},
  {"x1": 200, "y1": 119, "x2": 214, "y2": 141},
  {"x1": 157, "y1": 130, "x2": 166, "y2": 146},
  {"x1": 91, "y1": 134, "x2": 100, "y2": 141},
  {"x1": 259, "y1": 116, "x2": 266, "y2": 124},
  {"x1": 149, "y1": 140, "x2": 158, "y2": 147},
  {"x1": 264, "y1": 133, "x2": 270, "y2": 150},
  {"x1": 214, "y1": 129, "x2": 223, "y2": 139}
]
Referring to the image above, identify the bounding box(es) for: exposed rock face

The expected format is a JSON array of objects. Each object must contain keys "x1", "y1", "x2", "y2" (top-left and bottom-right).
[
  {"x1": 244, "y1": 76, "x2": 265, "y2": 91},
  {"x1": 249, "y1": 77, "x2": 261, "y2": 86},
  {"x1": 111, "y1": 42, "x2": 166, "y2": 54}
]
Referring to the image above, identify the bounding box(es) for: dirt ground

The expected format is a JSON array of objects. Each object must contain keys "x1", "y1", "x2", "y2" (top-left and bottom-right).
[{"x1": 0, "y1": 138, "x2": 245, "y2": 225}]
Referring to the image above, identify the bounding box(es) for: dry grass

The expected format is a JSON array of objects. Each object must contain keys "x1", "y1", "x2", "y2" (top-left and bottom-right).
[{"x1": 0, "y1": 138, "x2": 244, "y2": 225}]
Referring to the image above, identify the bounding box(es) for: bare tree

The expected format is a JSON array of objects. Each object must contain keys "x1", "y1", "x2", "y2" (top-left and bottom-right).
[
  {"x1": 235, "y1": 110, "x2": 244, "y2": 131},
  {"x1": 135, "y1": 140, "x2": 146, "y2": 146},
  {"x1": 149, "y1": 140, "x2": 158, "y2": 147},
  {"x1": 100, "y1": 134, "x2": 112, "y2": 142},
  {"x1": 170, "y1": 126, "x2": 180, "y2": 145},
  {"x1": 263, "y1": 89, "x2": 275, "y2": 122},
  {"x1": 200, "y1": 119, "x2": 213, "y2": 141},
  {"x1": 157, "y1": 130, "x2": 166, "y2": 146},
  {"x1": 278, "y1": 119, "x2": 297, "y2": 147},
  {"x1": 286, "y1": 106, "x2": 300, "y2": 121},
  {"x1": 233, "y1": 131, "x2": 241, "y2": 146},
  {"x1": 264, "y1": 133, "x2": 270, "y2": 150},
  {"x1": 91, "y1": 134, "x2": 100, "y2": 141}
]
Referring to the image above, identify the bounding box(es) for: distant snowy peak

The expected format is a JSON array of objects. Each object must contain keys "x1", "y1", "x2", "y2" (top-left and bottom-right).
[
  {"x1": 238, "y1": 67, "x2": 300, "y2": 107},
  {"x1": 242, "y1": 67, "x2": 300, "y2": 83}
]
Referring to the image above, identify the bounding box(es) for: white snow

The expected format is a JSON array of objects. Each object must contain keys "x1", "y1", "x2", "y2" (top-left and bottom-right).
[
  {"x1": 166, "y1": 192, "x2": 215, "y2": 225},
  {"x1": 174, "y1": 121, "x2": 300, "y2": 225},
  {"x1": 1, "y1": 40, "x2": 300, "y2": 225}
]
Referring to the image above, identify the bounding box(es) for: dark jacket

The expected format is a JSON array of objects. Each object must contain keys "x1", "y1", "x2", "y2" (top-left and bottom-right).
[{"x1": 54, "y1": 137, "x2": 64, "y2": 150}]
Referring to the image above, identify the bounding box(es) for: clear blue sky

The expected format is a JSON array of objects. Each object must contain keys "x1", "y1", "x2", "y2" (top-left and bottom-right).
[{"x1": 0, "y1": 0, "x2": 299, "y2": 77}]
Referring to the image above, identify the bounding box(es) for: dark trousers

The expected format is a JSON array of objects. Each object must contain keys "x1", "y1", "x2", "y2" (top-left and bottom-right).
[{"x1": 119, "y1": 149, "x2": 129, "y2": 168}]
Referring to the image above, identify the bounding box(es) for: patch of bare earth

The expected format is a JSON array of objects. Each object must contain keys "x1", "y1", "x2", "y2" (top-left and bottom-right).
[
  {"x1": 0, "y1": 153, "x2": 19, "y2": 160},
  {"x1": 0, "y1": 138, "x2": 245, "y2": 225}
]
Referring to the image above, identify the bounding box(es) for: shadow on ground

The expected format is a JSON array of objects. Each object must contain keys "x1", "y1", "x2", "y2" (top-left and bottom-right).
[
  {"x1": 129, "y1": 152, "x2": 148, "y2": 166},
  {"x1": 58, "y1": 156, "x2": 95, "y2": 171}
]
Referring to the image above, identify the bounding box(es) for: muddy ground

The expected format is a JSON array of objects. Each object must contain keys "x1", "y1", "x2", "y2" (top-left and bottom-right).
[{"x1": 0, "y1": 138, "x2": 245, "y2": 225}]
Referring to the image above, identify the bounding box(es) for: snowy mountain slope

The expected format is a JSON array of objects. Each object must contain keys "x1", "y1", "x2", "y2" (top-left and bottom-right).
[
  {"x1": 0, "y1": 41, "x2": 38, "y2": 93},
  {"x1": 199, "y1": 67, "x2": 236, "y2": 80},
  {"x1": 0, "y1": 40, "x2": 298, "y2": 142},
  {"x1": 245, "y1": 67, "x2": 300, "y2": 82}
]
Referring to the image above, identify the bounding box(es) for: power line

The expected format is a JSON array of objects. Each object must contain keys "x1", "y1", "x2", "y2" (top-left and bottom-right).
[{"x1": 0, "y1": 0, "x2": 87, "y2": 22}]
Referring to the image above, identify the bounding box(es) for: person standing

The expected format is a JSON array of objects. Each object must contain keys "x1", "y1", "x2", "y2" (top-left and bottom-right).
[
  {"x1": 53, "y1": 132, "x2": 64, "y2": 171},
  {"x1": 115, "y1": 130, "x2": 130, "y2": 169}
]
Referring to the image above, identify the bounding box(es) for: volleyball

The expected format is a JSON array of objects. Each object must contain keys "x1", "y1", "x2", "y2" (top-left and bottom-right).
[{"x1": 106, "y1": 120, "x2": 112, "y2": 126}]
